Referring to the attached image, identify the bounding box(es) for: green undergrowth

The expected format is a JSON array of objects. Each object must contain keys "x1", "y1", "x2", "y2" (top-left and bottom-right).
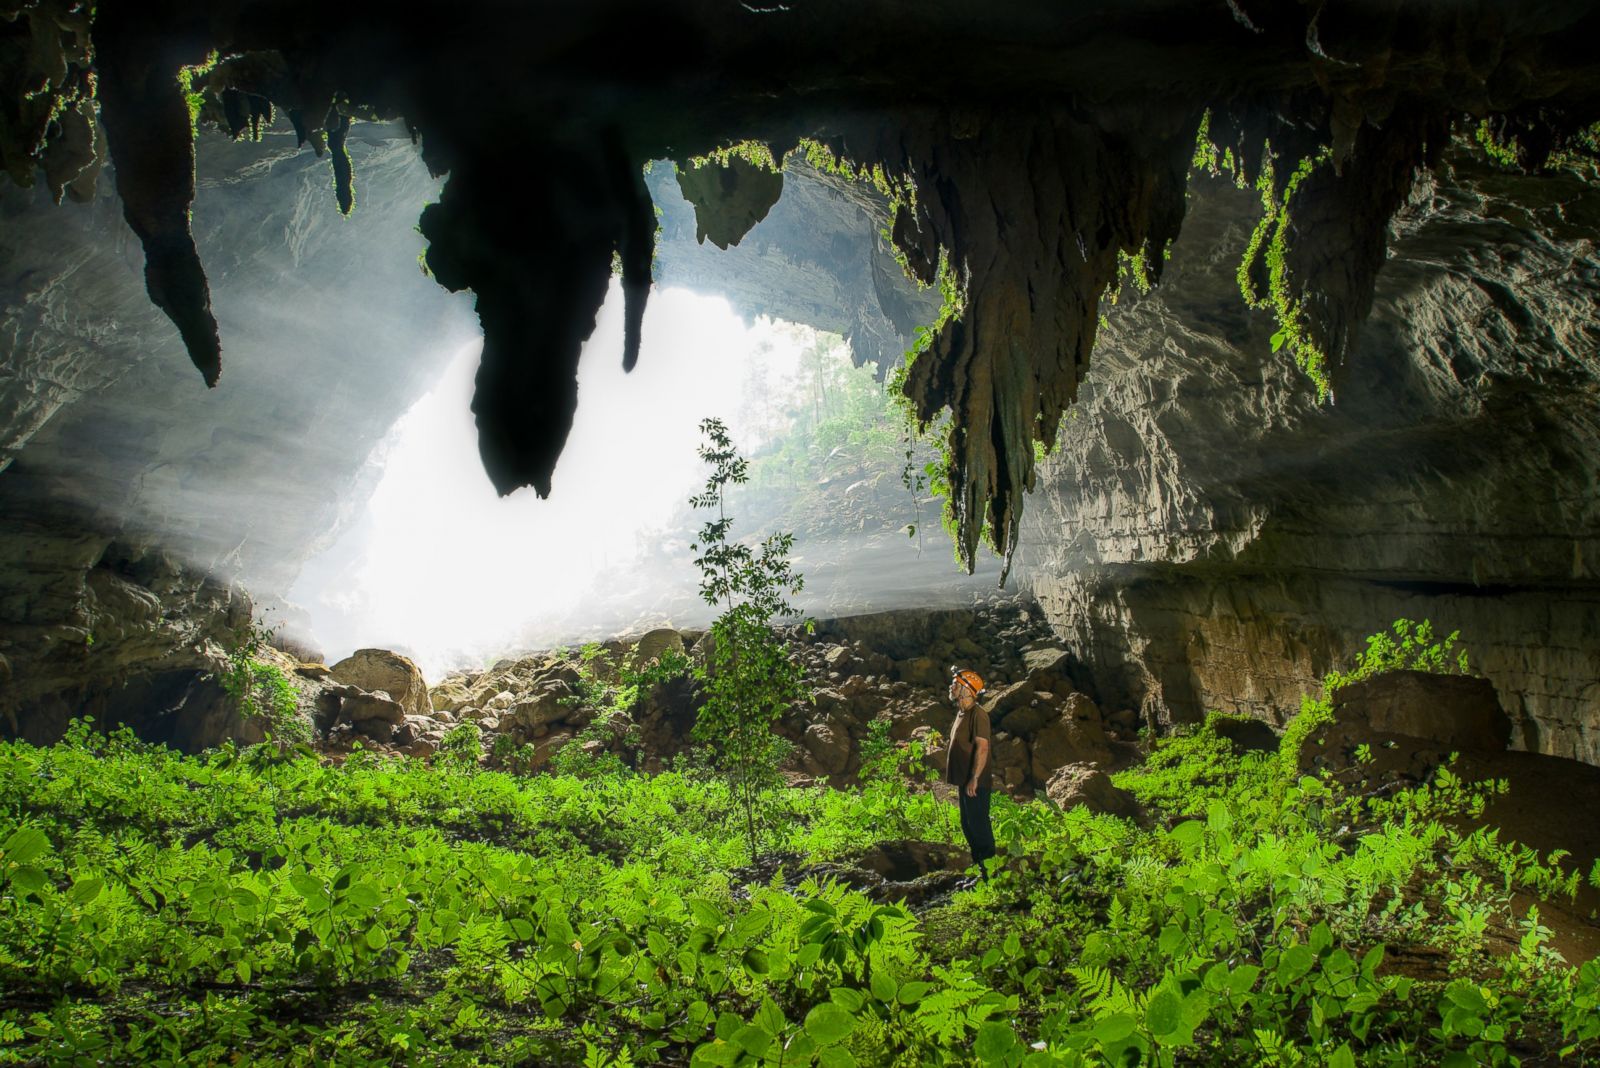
[{"x1": 4, "y1": 682, "x2": 1599, "y2": 1064}]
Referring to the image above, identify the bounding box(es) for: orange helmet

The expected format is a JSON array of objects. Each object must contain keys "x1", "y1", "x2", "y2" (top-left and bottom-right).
[{"x1": 950, "y1": 666, "x2": 985, "y2": 699}]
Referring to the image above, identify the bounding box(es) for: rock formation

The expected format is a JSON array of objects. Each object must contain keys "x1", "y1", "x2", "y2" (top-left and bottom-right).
[
  {"x1": 1024, "y1": 149, "x2": 1600, "y2": 764},
  {"x1": 6, "y1": 0, "x2": 1598, "y2": 573},
  {"x1": 1, "y1": 2, "x2": 1599, "y2": 771}
]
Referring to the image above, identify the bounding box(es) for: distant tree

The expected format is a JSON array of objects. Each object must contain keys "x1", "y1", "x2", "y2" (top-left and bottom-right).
[{"x1": 689, "y1": 417, "x2": 807, "y2": 855}]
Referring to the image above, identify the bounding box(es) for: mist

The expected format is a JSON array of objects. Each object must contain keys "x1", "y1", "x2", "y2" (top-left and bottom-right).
[{"x1": 289, "y1": 281, "x2": 1008, "y2": 678}]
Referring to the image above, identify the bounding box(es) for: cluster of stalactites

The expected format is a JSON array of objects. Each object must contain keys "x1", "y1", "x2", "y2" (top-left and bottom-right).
[{"x1": 8, "y1": 1, "x2": 1600, "y2": 578}]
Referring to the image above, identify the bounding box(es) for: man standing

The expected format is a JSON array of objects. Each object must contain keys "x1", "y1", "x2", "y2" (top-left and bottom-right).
[{"x1": 946, "y1": 666, "x2": 995, "y2": 882}]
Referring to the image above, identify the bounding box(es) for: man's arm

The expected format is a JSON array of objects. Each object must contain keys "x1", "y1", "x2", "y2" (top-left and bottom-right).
[{"x1": 967, "y1": 736, "x2": 989, "y2": 796}]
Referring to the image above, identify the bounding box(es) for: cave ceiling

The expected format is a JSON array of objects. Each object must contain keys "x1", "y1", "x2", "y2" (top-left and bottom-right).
[{"x1": 4, "y1": 0, "x2": 1600, "y2": 577}]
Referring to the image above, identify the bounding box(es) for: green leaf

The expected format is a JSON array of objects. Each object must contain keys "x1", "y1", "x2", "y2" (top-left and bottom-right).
[
  {"x1": 1228, "y1": 964, "x2": 1261, "y2": 995},
  {"x1": 68, "y1": 876, "x2": 103, "y2": 904},
  {"x1": 365, "y1": 924, "x2": 389, "y2": 950},
  {"x1": 733, "y1": 908, "x2": 771, "y2": 943},
  {"x1": 345, "y1": 883, "x2": 382, "y2": 910},
  {"x1": 898, "y1": 980, "x2": 934, "y2": 1005},
  {"x1": 818, "y1": 1049, "x2": 857, "y2": 1068},
  {"x1": 689, "y1": 898, "x2": 723, "y2": 929},
  {"x1": 830, "y1": 987, "x2": 866, "y2": 1012},
  {"x1": 1167, "y1": 821, "x2": 1204, "y2": 850},
  {"x1": 288, "y1": 870, "x2": 323, "y2": 899},
  {"x1": 1, "y1": 827, "x2": 50, "y2": 866},
  {"x1": 9, "y1": 866, "x2": 46, "y2": 893},
  {"x1": 741, "y1": 948, "x2": 769, "y2": 975},
  {"x1": 974, "y1": 1021, "x2": 1020, "y2": 1062},
  {"x1": 754, "y1": 996, "x2": 786, "y2": 1037},
  {"x1": 731, "y1": 1024, "x2": 770, "y2": 1057},
  {"x1": 1093, "y1": 1014, "x2": 1136, "y2": 1044},
  {"x1": 689, "y1": 1041, "x2": 740, "y2": 1068},
  {"x1": 870, "y1": 969, "x2": 896, "y2": 1002},
  {"x1": 804, "y1": 1004, "x2": 856, "y2": 1046},
  {"x1": 1445, "y1": 983, "x2": 1488, "y2": 1013},
  {"x1": 1278, "y1": 944, "x2": 1314, "y2": 985},
  {"x1": 1145, "y1": 990, "x2": 1182, "y2": 1037},
  {"x1": 1328, "y1": 1044, "x2": 1356, "y2": 1068}
]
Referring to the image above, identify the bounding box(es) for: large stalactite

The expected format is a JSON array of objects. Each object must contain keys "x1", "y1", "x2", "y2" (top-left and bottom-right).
[{"x1": 4, "y1": 0, "x2": 1600, "y2": 575}]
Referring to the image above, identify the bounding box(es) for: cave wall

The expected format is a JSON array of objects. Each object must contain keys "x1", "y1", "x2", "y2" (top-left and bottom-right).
[
  {"x1": 1, "y1": 124, "x2": 475, "y2": 589},
  {"x1": 0, "y1": 124, "x2": 477, "y2": 734},
  {"x1": 1023, "y1": 151, "x2": 1600, "y2": 763}
]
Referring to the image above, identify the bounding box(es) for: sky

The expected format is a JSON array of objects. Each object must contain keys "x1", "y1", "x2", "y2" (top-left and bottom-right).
[{"x1": 287, "y1": 282, "x2": 812, "y2": 674}]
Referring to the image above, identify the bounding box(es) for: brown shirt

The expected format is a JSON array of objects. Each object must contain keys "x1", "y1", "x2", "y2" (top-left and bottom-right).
[{"x1": 945, "y1": 703, "x2": 993, "y2": 790}]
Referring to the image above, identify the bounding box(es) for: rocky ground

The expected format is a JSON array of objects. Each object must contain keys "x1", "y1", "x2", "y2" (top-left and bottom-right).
[
  {"x1": 276, "y1": 598, "x2": 1144, "y2": 811},
  {"x1": 267, "y1": 608, "x2": 1600, "y2": 942}
]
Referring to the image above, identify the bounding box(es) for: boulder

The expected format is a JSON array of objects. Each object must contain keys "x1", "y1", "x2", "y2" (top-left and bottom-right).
[
  {"x1": 330, "y1": 649, "x2": 430, "y2": 720},
  {"x1": 1298, "y1": 671, "x2": 1511, "y2": 777},
  {"x1": 395, "y1": 714, "x2": 437, "y2": 746},
  {"x1": 823, "y1": 645, "x2": 854, "y2": 672},
  {"x1": 894, "y1": 656, "x2": 945, "y2": 688},
  {"x1": 530, "y1": 728, "x2": 576, "y2": 770},
  {"x1": 629, "y1": 628, "x2": 685, "y2": 671},
  {"x1": 1331, "y1": 671, "x2": 1510, "y2": 751},
  {"x1": 803, "y1": 722, "x2": 852, "y2": 776},
  {"x1": 854, "y1": 839, "x2": 968, "y2": 881},
  {"x1": 987, "y1": 679, "x2": 1034, "y2": 718},
  {"x1": 1061, "y1": 692, "x2": 1101, "y2": 724},
  {"x1": 990, "y1": 732, "x2": 1028, "y2": 790},
  {"x1": 1021, "y1": 645, "x2": 1070, "y2": 678},
  {"x1": 342, "y1": 689, "x2": 405, "y2": 726},
  {"x1": 1045, "y1": 763, "x2": 1141, "y2": 819},
  {"x1": 429, "y1": 675, "x2": 474, "y2": 712},
  {"x1": 507, "y1": 682, "x2": 575, "y2": 732},
  {"x1": 1029, "y1": 712, "x2": 1112, "y2": 782},
  {"x1": 351, "y1": 715, "x2": 398, "y2": 743}
]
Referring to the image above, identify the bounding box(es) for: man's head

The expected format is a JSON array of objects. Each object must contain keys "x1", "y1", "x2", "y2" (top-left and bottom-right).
[{"x1": 949, "y1": 666, "x2": 984, "y2": 710}]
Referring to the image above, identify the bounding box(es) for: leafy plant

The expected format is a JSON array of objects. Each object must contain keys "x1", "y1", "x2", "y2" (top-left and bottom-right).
[
  {"x1": 689, "y1": 417, "x2": 808, "y2": 856},
  {"x1": 858, "y1": 718, "x2": 942, "y2": 840},
  {"x1": 1, "y1": 625, "x2": 1596, "y2": 1066},
  {"x1": 218, "y1": 619, "x2": 308, "y2": 743},
  {"x1": 438, "y1": 722, "x2": 483, "y2": 769},
  {"x1": 1280, "y1": 617, "x2": 1470, "y2": 783}
]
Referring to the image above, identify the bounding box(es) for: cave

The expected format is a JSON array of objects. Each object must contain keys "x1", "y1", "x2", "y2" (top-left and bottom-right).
[{"x1": 2, "y1": 0, "x2": 1600, "y2": 1061}]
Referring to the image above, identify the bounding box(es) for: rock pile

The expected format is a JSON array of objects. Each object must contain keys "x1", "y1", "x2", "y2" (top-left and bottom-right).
[{"x1": 395, "y1": 599, "x2": 1142, "y2": 808}]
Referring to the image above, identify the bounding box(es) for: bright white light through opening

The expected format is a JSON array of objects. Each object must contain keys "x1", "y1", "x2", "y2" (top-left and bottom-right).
[{"x1": 289, "y1": 283, "x2": 816, "y2": 674}]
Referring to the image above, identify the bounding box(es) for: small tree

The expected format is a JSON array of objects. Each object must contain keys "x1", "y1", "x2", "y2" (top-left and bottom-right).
[{"x1": 689, "y1": 417, "x2": 807, "y2": 856}]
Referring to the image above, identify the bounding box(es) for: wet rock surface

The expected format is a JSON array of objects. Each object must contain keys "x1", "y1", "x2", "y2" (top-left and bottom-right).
[{"x1": 1024, "y1": 153, "x2": 1600, "y2": 765}]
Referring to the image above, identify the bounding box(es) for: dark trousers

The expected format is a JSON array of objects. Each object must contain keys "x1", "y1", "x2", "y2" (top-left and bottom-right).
[{"x1": 957, "y1": 788, "x2": 996, "y2": 874}]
